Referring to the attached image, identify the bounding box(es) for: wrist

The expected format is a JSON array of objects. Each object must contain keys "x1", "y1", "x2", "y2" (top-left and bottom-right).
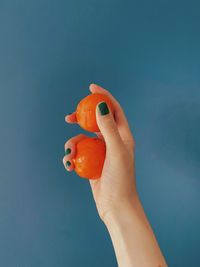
[
  {"x1": 102, "y1": 193, "x2": 142, "y2": 226},
  {"x1": 102, "y1": 194, "x2": 168, "y2": 267}
]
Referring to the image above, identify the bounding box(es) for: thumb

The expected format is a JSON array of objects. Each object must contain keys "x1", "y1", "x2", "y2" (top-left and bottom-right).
[{"x1": 96, "y1": 102, "x2": 123, "y2": 150}]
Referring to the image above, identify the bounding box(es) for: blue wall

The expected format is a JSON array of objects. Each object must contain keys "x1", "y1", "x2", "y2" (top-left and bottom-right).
[{"x1": 0, "y1": 1, "x2": 200, "y2": 266}]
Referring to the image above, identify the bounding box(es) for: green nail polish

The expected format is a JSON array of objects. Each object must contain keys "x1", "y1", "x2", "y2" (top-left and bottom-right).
[
  {"x1": 98, "y1": 102, "x2": 109, "y2": 115},
  {"x1": 66, "y1": 161, "x2": 71, "y2": 167},
  {"x1": 65, "y1": 148, "x2": 71, "y2": 155}
]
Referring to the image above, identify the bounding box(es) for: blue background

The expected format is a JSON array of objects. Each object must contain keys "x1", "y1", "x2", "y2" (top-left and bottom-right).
[{"x1": 0, "y1": 0, "x2": 200, "y2": 266}]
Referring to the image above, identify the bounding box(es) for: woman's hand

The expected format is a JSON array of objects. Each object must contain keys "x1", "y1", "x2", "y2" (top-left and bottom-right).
[
  {"x1": 63, "y1": 83, "x2": 137, "y2": 222},
  {"x1": 63, "y1": 84, "x2": 168, "y2": 267}
]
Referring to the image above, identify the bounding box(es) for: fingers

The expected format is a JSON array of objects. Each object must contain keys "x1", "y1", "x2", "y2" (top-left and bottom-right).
[
  {"x1": 65, "y1": 112, "x2": 77, "y2": 124},
  {"x1": 96, "y1": 101, "x2": 124, "y2": 151},
  {"x1": 63, "y1": 134, "x2": 88, "y2": 171},
  {"x1": 90, "y1": 83, "x2": 135, "y2": 149}
]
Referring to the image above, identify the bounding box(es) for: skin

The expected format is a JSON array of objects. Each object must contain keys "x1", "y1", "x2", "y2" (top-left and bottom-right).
[{"x1": 62, "y1": 83, "x2": 168, "y2": 267}]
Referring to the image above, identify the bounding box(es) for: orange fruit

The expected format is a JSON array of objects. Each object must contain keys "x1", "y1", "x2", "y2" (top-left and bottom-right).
[
  {"x1": 76, "y1": 93, "x2": 114, "y2": 132},
  {"x1": 72, "y1": 137, "x2": 106, "y2": 179}
]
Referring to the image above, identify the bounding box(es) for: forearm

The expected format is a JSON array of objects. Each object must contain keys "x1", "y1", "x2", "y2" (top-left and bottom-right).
[{"x1": 103, "y1": 195, "x2": 168, "y2": 267}]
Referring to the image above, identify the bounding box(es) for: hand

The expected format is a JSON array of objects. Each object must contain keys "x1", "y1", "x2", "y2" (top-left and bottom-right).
[
  {"x1": 63, "y1": 83, "x2": 137, "y2": 222},
  {"x1": 63, "y1": 84, "x2": 168, "y2": 266}
]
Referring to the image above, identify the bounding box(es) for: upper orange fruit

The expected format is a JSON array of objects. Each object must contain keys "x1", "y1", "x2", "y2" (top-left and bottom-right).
[
  {"x1": 76, "y1": 93, "x2": 114, "y2": 132},
  {"x1": 72, "y1": 137, "x2": 106, "y2": 179}
]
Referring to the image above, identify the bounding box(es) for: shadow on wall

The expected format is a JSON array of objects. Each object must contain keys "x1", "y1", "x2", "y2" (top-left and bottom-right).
[{"x1": 152, "y1": 100, "x2": 200, "y2": 175}]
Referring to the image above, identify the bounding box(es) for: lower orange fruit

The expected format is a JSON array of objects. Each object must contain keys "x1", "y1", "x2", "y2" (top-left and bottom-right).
[
  {"x1": 76, "y1": 93, "x2": 114, "y2": 132},
  {"x1": 72, "y1": 137, "x2": 106, "y2": 179}
]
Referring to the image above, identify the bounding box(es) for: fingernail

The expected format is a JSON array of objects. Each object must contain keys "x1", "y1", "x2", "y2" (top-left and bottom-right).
[
  {"x1": 66, "y1": 161, "x2": 71, "y2": 168},
  {"x1": 65, "y1": 148, "x2": 71, "y2": 155},
  {"x1": 98, "y1": 102, "x2": 109, "y2": 116}
]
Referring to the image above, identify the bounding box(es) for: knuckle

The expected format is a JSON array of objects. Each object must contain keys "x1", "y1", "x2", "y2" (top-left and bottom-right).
[
  {"x1": 103, "y1": 116, "x2": 116, "y2": 130},
  {"x1": 124, "y1": 138, "x2": 135, "y2": 149},
  {"x1": 64, "y1": 141, "x2": 70, "y2": 151},
  {"x1": 64, "y1": 134, "x2": 85, "y2": 149},
  {"x1": 102, "y1": 114, "x2": 113, "y2": 123},
  {"x1": 106, "y1": 124, "x2": 116, "y2": 135},
  {"x1": 62, "y1": 156, "x2": 66, "y2": 165},
  {"x1": 63, "y1": 155, "x2": 68, "y2": 162}
]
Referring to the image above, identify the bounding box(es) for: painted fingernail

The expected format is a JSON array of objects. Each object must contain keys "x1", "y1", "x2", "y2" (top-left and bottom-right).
[
  {"x1": 65, "y1": 148, "x2": 71, "y2": 155},
  {"x1": 66, "y1": 161, "x2": 71, "y2": 168},
  {"x1": 98, "y1": 102, "x2": 109, "y2": 115}
]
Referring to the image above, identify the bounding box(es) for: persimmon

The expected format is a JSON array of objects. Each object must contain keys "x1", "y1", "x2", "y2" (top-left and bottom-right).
[
  {"x1": 72, "y1": 137, "x2": 106, "y2": 179},
  {"x1": 76, "y1": 93, "x2": 114, "y2": 132}
]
